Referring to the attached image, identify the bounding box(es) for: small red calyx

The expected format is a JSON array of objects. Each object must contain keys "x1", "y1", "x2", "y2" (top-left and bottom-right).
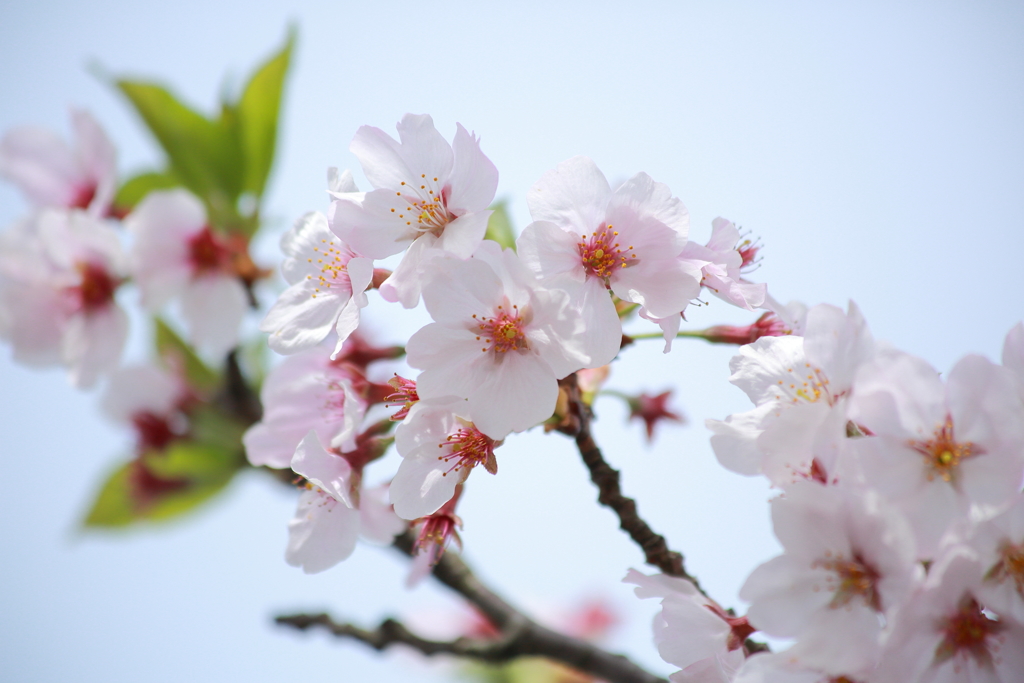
[
  {"x1": 131, "y1": 411, "x2": 180, "y2": 453},
  {"x1": 702, "y1": 311, "x2": 791, "y2": 345},
  {"x1": 187, "y1": 227, "x2": 230, "y2": 274},
  {"x1": 71, "y1": 261, "x2": 118, "y2": 312},
  {"x1": 628, "y1": 390, "x2": 685, "y2": 442},
  {"x1": 70, "y1": 182, "x2": 97, "y2": 210},
  {"x1": 705, "y1": 603, "x2": 756, "y2": 652}
]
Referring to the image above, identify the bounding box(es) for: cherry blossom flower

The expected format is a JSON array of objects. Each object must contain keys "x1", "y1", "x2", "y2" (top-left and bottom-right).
[
  {"x1": 407, "y1": 240, "x2": 589, "y2": 439},
  {"x1": 390, "y1": 402, "x2": 499, "y2": 520},
  {"x1": 242, "y1": 344, "x2": 371, "y2": 468},
  {"x1": 707, "y1": 301, "x2": 875, "y2": 485},
  {"x1": 874, "y1": 547, "x2": 1024, "y2": 683},
  {"x1": 259, "y1": 207, "x2": 373, "y2": 357},
  {"x1": 329, "y1": 114, "x2": 498, "y2": 307},
  {"x1": 0, "y1": 209, "x2": 128, "y2": 387},
  {"x1": 285, "y1": 432, "x2": 404, "y2": 573},
  {"x1": 126, "y1": 189, "x2": 249, "y2": 357},
  {"x1": 517, "y1": 156, "x2": 701, "y2": 365},
  {"x1": 625, "y1": 569, "x2": 750, "y2": 681},
  {"x1": 972, "y1": 496, "x2": 1024, "y2": 624},
  {"x1": 101, "y1": 365, "x2": 192, "y2": 453},
  {"x1": 740, "y1": 482, "x2": 921, "y2": 675},
  {"x1": 681, "y1": 217, "x2": 767, "y2": 311},
  {"x1": 0, "y1": 109, "x2": 116, "y2": 216},
  {"x1": 849, "y1": 352, "x2": 1024, "y2": 557},
  {"x1": 406, "y1": 486, "x2": 464, "y2": 586}
]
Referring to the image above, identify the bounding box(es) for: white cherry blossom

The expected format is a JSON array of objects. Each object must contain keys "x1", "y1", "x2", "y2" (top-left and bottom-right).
[
  {"x1": 406, "y1": 240, "x2": 589, "y2": 439},
  {"x1": 329, "y1": 114, "x2": 497, "y2": 308},
  {"x1": 518, "y1": 155, "x2": 701, "y2": 365}
]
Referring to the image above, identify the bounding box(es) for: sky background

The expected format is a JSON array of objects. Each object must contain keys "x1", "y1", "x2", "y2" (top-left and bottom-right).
[{"x1": 1, "y1": 2, "x2": 1023, "y2": 682}]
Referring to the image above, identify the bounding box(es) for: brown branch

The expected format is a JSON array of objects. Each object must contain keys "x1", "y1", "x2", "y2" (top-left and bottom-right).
[
  {"x1": 277, "y1": 532, "x2": 668, "y2": 683},
  {"x1": 217, "y1": 350, "x2": 263, "y2": 426},
  {"x1": 556, "y1": 374, "x2": 704, "y2": 595}
]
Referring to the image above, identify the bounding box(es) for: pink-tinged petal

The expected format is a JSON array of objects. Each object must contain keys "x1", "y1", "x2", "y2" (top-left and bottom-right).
[
  {"x1": 327, "y1": 167, "x2": 358, "y2": 193},
  {"x1": 285, "y1": 489, "x2": 361, "y2": 573},
  {"x1": 609, "y1": 171, "x2": 689, "y2": 239},
  {"x1": 329, "y1": 189, "x2": 416, "y2": 259},
  {"x1": 436, "y1": 210, "x2": 490, "y2": 258},
  {"x1": 640, "y1": 308, "x2": 683, "y2": 354},
  {"x1": 525, "y1": 284, "x2": 592, "y2": 376},
  {"x1": 624, "y1": 568, "x2": 701, "y2": 600},
  {"x1": 358, "y1": 484, "x2": 406, "y2": 545},
  {"x1": 418, "y1": 256, "x2": 504, "y2": 325},
  {"x1": 611, "y1": 255, "x2": 700, "y2": 319},
  {"x1": 179, "y1": 276, "x2": 247, "y2": 357},
  {"x1": 70, "y1": 109, "x2": 116, "y2": 215},
  {"x1": 261, "y1": 280, "x2": 345, "y2": 355},
  {"x1": 1003, "y1": 322, "x2": 1024, "y2": 380},
  {"x1": 291, "y1": 431, "x2": 355, "y2": 507},
  {"x1": 0, "y1": 283, "x2": 64, "y2": 367},
  {"x1": 391, "y1": 449, "x2": 463, "y2": 519},
  {"x1": 408, "y1": 324, "x2": 487, "y2": 400},
  {"x1": 707, "y1": 403, "x2": 775, "y2": 476},
  {"x1": 470, "y1": 351, "x2": 558, "y2": 439},
  {"x1": 850, "y1": 351, "x2": 945, "y2": 438},
  {"x1": 803, "y1": 301, "x2": 874, "y2": 393},
  {"x1": 101, "y1": 365, "x2": 181, "y2": 424},
  {"x1": 573, "y1": 277, "x2": 622, "y2": 368},
  {"x1": 947, "y1": 354, "x2": 1024, "y2": 448},
  {"x1": 243, "y1": 421, "x2": 303, "y2": 469},
  {"x1": 729, "y1": 335, "x2": 808, "y2": 406},
  {"x1": 377, "y1": 233, "x2": 442, "y2": 308},
  {"x1": 331, "y1": 257, "x2": 373, "y2": 352},
  {"x1": 527, "y1": 156, "x2": 611, "y2": 235},
  {"x1": 63, "y1": 305, "x2": 128, "y2": 389},
  {"x1": 278, "y1": 211, "x2": 336, "y2": 284},
  {"x1": 446, "y1": 123, "x2": 498, "y2": 213},
  {"x1": 517, "y1": 220, "x2": 587, "y2": 281},
  {"x1": 0, "y1": 125, "x2": 80, "y2": 207},
  {"x1": 741, "y1": 555, "x2": 833, "y2": 637},
  {"x1": 351, "y1": 114, "x2": 453, "y2": 191},
  {"x1": 707, "y1": 217, "x2": 741, "y2": 252},
  {"x1": 656, "y1": 598, "x2": 731, "y2": 671}
]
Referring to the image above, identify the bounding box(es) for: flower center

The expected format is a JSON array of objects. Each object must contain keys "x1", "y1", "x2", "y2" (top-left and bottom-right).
[
  {"x1": 437, "y1": 426, "x2": 498, "y2": 476},
  {"x1": 770, "y1": 363, "x2": 838, "y2": 406},
  {"x1": 812, "y1": 552, "x2": 882, "y2": 612},
  {"x1": 985, "y1": 541, "x2": 1024, "y2": 599},
  {"x1": 911, "y1": 416, "x2": 978, "y2": 483},
  {"x1": 306, "y1": 236, "x2": 354, "y2": 299},
  {"x1": 70, "y1": 261, "x2": 118, "y2": 312},
  {"x1": 577, "y1": 224, "x2": 636, "y2": 281},
  {"x1": 187, "y1": 227, "x2": 230, "y2": 275},
  {"x1": 473, "y1": 305, "x2": 528, "y2": 355},
  {"x1": 385, "y1": 375, "x2": 419, "y2": 422},
  {"x1": 393, "y1": 175, "x2": 454, "y2": 236},
  {"x1": 934, "y1": 596, "x2": 1003, "y2": 668}
]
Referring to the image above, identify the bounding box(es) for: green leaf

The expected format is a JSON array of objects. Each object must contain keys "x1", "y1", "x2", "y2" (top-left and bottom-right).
[
  {"x1": 114, "y1": 80, "x2": 244, "y2": 206},
  {"x1": 187, "y1": 405, "x2": 249, "y2": 456},
  {"x1": 143, "y1": 441, "x2": 241, "y2": 481},
  {"x1": 83, "y1": 456, "x2": 234, "y2": 529},
  {"x1": 112, "y1": 170, "x2": 180, "y2": 213},
  {"x1": 236, "y1": 28, "x2": 295, "y2": 199},
  {"x1": 153, "y1": 317, "x2": 220, "y2": 394},
  {"x1": 485, "y1": 200, "x2": 517, "y2": 251}
]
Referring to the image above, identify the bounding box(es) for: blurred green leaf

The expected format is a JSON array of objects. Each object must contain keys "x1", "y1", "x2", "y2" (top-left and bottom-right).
[
  {"x1": 112, "y1": 170, "x2": 180, "y2": 213},
  {"x1": 236, "y1": 28, "x2": 294, "y2": 200},
  {"x1": 188, "y1": 405, "x2": 249, "y2": 456},
  {"x1": 83, "y1": 456, "x2": 234, "y2": 529},
  {"x1": 144, "y1": 440, "x2": 241, "y2": 481},
  {"x1": 485, "y1": 200, "x2": 517, "y2": 251},
  {"x1": 153, "y1": 317, "x2": 220, "y2": 394},
  {"x1": 114, "y1": 80, "x2": 244, "y2": 208}
]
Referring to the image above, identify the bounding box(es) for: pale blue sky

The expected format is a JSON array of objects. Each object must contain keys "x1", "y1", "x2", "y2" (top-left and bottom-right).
[{"x1": 1, "y1": 2, "x2": 1023, "y2": 682}]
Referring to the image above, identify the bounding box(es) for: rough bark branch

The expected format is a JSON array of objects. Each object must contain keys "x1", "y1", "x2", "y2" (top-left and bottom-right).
[
  {"x1": 556, "y1": 373, "x2": 705, "y2": 595},
  {"x1": 277, "y1": 532, "x2": 668, "y2": 683}
]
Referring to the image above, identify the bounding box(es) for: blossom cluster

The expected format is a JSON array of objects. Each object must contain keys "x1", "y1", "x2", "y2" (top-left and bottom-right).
[
  {"x1": 633, "y1": 307, "x2": 1024, "y2": 682},
  {"x1": 4, "y1": 104, "x2": 1020, "y2": 683}
]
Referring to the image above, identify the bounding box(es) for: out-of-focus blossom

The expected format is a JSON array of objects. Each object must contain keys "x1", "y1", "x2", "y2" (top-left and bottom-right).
[
  {"x1": 0, "y1": 209, "x2": 128, "y2": 388},
  {"x1": 101, "y1": 364, "x2": 192, "y2": 453},
  {"x1": 126, "y1": 189, "x2": 249, "y2": 357},
  {"x1": 0, "y1": 109, "x2": 116, "y2": 216}
]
